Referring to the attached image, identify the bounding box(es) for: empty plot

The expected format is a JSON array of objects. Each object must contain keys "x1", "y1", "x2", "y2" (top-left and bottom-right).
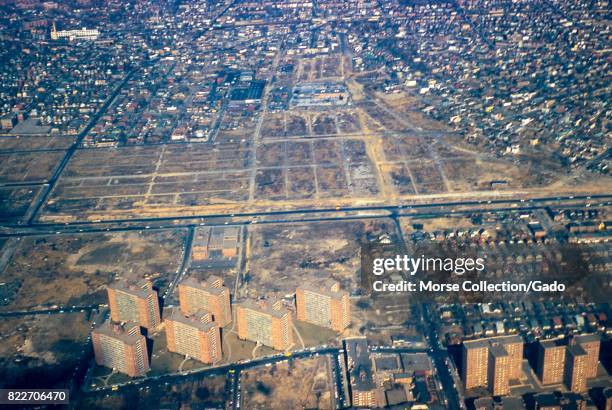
[
  {"x1": 321, "y1": 56, "x2": 342, "y2": 78},
  {"x1": 80, "y1": 373, "x2": 227, "y2": 408},
  {"x1": 441, "y1": 157, "x2": 528, "y2": 192},
  {"x1": 255, "y1": 168, "x2": 285, "y2": 199},
  {"x1": 336, "y1": 111, "x2": 362, "y2": 134},
  {"x1": 313, "y1": 140, "x2": 341, "y2": 164},
  {"x1": 40, "y1": 130, "x2": 386, "y2": 220},
  {"x1": 241, "y1": 357, "x2": 334, "y2": 410},
  {"x1": 0, "y1": 151, "x2": 63, "y2": 183},
  {"x1": 287, "y1": 167, "x2": 316, "y2": 198},
  {"x1": 248, "y1": 221, "x2": 365, "y2": 294},
  {"x1": 410, "y1": 162, "x2": 443, "y2": 185},
  {"x1": 388, "y1": 164, "x2": 417, "y2": 195},
  {"x1": 43, "y1": 143, "x2": 253, "y2": 220},
  {"x1": 0, "y1": 136, "x2": 74, "y2": 151},
  {"x1": 383, "y1": 135, "x2": 431, "y2": 160},
  {"x1": 312, "y1": 114, "x2": 337, "y2": 136},
  {"x1": 360, "y1": 102, "x2": 407, "y2": 132},
  {"x1": 349, "y1": 163, "x2": 379, "y2": 195},
  {"x1": 62, "y1": 146, "x2": 160, "y2": 178},
  {"x1": 1, "y1": 230, "x2": 186, "y2": 311},
  {"x1": 0, "y1": 313, "x2": 92, "y2": 390},
  {"x1": 0, "y1": 186, "x2": 39, "y2": 222},
  {"x1": 257, "y1": 142, "x2": 285, "y2": 167},
  {"x1": 261, "y1": 113, "x2": 286, "y2": 138},
  {"x1": 285, "y1": 114, "x2": 308, "y2": 137},
  {"x1": 381, "y1": 136, "x2": 404, "y2": 160},
  {"x1": 435, "y1": 143, "x2": 473, "y2": 159},
  {"x1": 286, "y1": 141, "x2": 312, "y2": 165},
  {"x1": 316, "y1": 165, "x2": 348, "y2": 193},
  {"x1": 159, "y1": 142, "x2": 251, "y2": 173},
  {"x1": 411, "y1": 161, "x2": 447, "y2": 194},
  {"x1": 344, "y1": 139, "x2": 368, "y2": 163}
]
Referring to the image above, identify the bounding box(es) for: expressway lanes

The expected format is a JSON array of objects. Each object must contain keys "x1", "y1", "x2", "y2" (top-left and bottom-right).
[
  {"x1": 2, "y1": 195, "x2": 610, "y2": 239},
  {"x1": 18, "y1": 193, "x2": 612, "y2": 228}
]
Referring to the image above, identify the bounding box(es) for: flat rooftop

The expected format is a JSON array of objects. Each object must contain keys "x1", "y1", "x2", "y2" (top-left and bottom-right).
[
  {"x1": 166, "y1": 307, "x2": 216, "y2": 332},
  {"x1": 180, "y1": 276, "x2": 226, "y2": 295},
  {"x1": 237, "y1": 298, "x2": 290, "y2": 319},
  {"x1": 93, "y1": 320, "x2": 142, "y2": 345}
]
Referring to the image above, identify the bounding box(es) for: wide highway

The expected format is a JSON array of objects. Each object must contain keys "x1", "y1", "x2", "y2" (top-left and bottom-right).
[{"x1": 2, "y1": 194, "x2": 610, "y2": 239}]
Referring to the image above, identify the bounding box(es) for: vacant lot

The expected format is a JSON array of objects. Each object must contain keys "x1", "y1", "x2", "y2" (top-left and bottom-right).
[
  {"x1": 351, "y1": 297, "x2": 420, "y2": 345},
  {"x1": 285, "y1": 113, "x2": 308, "y2": 137},
  {"x1": 336, "y1": 111, "x2": 362, "y2": 134},
  {"x1": 0, "y1": 136, "x2": 74, "y2": 151},
  {"x1": 261, "y1": 113, "x2": 286, "y2": 138},
  {"x1": 410, "y1": 161, "x2": 447, "y2": 194},
  {"x1": 252, "y1": 138, "x2": 379, "y2": 200},
  {"x1": 287, "y1": 167, "x2": 316, "y2": 198},
  {"x1": 80, "y1": 374, "x2": 227, "y2": 409},
  {"x1": 1, "y1": 230, "x2": 186, "y2": 311},
  {"x1": 387, "y1": 164, "x2": 417, "y2": 195},
  {"x1": 241, "y1": 357, "x2": 334, "y2": 409},
  {"x1": 441, "y1": 157, "x2": 530, "y2": 191},
  {"x1": 0, "y1": 186, "x2": 39, "y2": 223},
  {"x1": 247, "y1": 221, "x2": 369, "y2": 295},
  {"x1": 312, "y1": 114, "x2": 337, "y2": 136},
  {"x1": 42, "y1": 143, "x2": 252, "y2": 221},
  {"x1": 0, "y1": 151, "x2": 63, "y2": 183},
  {"x1": 255, "y1": 168, "x2": 285, "y2": 199},
  {"x1": 382, "y1": 135, "x2": 431, "y2": 161},
  {"x1": 0, "y1": 312, "x2": 92, "y2": 389}
]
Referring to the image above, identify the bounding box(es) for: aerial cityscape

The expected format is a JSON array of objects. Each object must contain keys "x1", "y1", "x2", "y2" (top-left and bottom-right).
[{"x1": 0, "y1": 0, "x2": 610, "y2": 408}]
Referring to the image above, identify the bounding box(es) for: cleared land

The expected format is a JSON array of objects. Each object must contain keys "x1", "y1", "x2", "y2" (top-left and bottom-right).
[
  {"x1": 1, "y1": 229, "x2": 186, "y2": 311},
  {"x1": 241, "y1": 356, "x2": 334, "y2": 410},
  {"x1": 0, "y1": 136, "x2": 74, "y2": 151},
  {"x1": 0, "y1": 151, "x2": 64, "y2": 183},
  {"x1": 41, "y1": 134, "x2": 385, "y2": 220},
  {"x1": 0, "y1": 186, "x2": 39, "y2": 223},
  {"x1": 0, "y1": 312, "x2": 92, "y2": 389},
  {"x1": 42, "y1": 143, "x2": 252, "y2": 221},
  {"x1": 245, "y1": 219, "x2": 396, "y2": 297},
  {"x1": 81, "y1": 374, "x2": 227, "y2": 409}
]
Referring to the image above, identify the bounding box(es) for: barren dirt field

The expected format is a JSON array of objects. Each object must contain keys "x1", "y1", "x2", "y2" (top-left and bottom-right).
[
  {"x1": 1, "y1": 229, "x2": 186, "y2": 311},
  {"x1": 0, "y1": 186, "x2": 39, "y2": 223},
  {"x1": 80, "y1": 374, "x2": 227, "y2": 409},
  {"x1": 241, "y1": 357, "x2": 334, "y2": 410},
  {"x1": 0, "y1": 312, "x2": 92, "y2": 389},
  {"x1": 0, "y1": 136, "x2": 74, "y2": 151},
  {"x1": 246, "y1": 219, "x2": 397, "y2": 296},
  {"x1": 0, "y1": 150, "x2": 64, "y2": 183}
]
